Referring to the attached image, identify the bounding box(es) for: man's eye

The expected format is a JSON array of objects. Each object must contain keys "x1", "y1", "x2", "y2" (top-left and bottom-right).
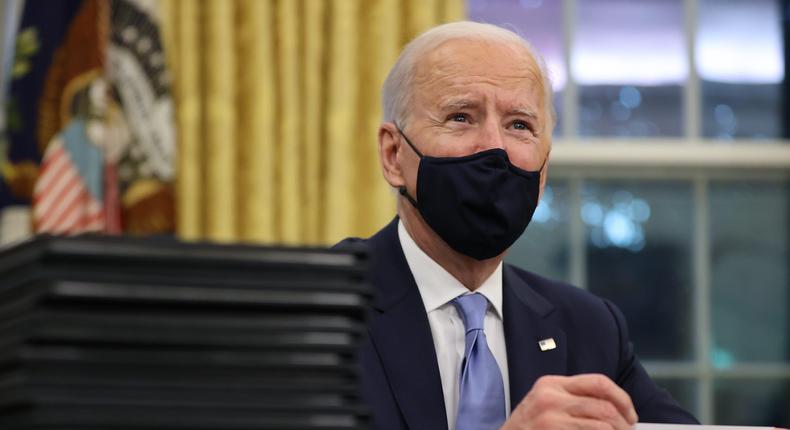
[
  {"x1": 449, "y1": 113, "x2": 468, "y2": 123},
  {"x1": 512, "y1": 120, "x2": 530, "y2": 131}
]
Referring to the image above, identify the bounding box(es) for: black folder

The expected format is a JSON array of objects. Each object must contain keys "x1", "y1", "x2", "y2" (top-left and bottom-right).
[{"x1": 0, "y1": 235, "x2": 371, "y2": 429}]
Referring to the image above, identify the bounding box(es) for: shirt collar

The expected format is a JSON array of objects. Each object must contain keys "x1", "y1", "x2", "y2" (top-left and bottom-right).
[{"x1": 397, "y1": 220, "x2": 503, "y2": 319}]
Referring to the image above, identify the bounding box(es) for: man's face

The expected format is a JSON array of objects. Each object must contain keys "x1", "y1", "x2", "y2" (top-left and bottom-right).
[{"x1": 396, "y1": 38, "x2": 550, "y2": 197}]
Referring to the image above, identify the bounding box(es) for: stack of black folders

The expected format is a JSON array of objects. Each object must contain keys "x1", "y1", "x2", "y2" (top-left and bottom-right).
[{"x1": 0, "y1": 235, "x2": 371, "y2": 430}]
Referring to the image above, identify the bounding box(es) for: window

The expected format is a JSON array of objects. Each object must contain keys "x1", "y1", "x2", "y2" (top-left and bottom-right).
[{"x1": 475, "y1": 0, "x2": 790, "y2": 425}]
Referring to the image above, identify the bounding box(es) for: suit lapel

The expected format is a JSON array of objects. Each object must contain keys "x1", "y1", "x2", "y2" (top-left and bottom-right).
[
  {"x1": 366, "y1": 219, "x2": 448, "y2": 430},
  {"x1": 503, "y1": 265, "x2": 568, "y2": 409}
]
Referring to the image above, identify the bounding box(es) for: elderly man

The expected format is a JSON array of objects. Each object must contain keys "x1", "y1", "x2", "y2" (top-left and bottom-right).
[{"x1": 338, "y1": 21, "x2": 698, "y2": 430}]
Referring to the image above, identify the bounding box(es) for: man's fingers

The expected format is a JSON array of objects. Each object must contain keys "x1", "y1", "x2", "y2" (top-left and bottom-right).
[
  {"x1": 566, "y1": 397, "x2": 632, "y2": 430},
  {"x1": 511, "y1": 375, "x2": 638, "y2": 430},
  {"x1": 560, "y1": 374, "x2": 638, "y2": 424}
]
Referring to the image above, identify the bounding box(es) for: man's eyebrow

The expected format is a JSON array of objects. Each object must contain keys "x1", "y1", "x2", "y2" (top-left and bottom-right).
[
  {"x1": 508, "y1": 107, "x2": 539, "y2": 119},
  {"x1": 437, "y1": 97, "x2": 480, "y2": 111}
]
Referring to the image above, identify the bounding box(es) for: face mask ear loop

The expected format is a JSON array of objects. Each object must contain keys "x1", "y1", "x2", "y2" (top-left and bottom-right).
[
  {"x1": 394, "y1": 123, "x2": 424, "y2": 158},
  {"x1": 530, "y1": 145, "x2": 551, "y2": 179},
  {"x1": 398, "y1": 186, "x2": 419, "y2": 208},
  {"x1": 537, "y1": 155, "x2": 548, "y2": 176},
  {"x1": 394, "y1": 123, "x2": 421, "y2": 209}
]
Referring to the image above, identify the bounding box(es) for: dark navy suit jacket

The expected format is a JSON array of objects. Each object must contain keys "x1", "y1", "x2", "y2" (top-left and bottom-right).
[{"x1": 338, "y1": 218, "x2": 698, "y2": 429}]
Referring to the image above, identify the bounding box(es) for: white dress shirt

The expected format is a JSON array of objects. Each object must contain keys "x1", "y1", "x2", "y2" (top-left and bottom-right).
[{"x1": 397, "y1": 221, "x2": 511, "y2": 430}]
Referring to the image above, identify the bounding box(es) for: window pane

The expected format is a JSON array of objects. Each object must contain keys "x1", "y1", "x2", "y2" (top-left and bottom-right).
[
  {"x1": 506, "y1": 182, "x2": 570, "y2": 283},
  {"x1": 697, "y1": 0, "x2": 785, "y2": 139},
  {"x1": 715, "y1": 379, "x2": 790, "y2": 426},
  {"x1": 468, "y1": 0, "x2": 565, "y2": 135},
  {"x1": 584, "y1": 180, "x2": 694, "y2": 360},
  {"x1": 579, "y1": 85, "x2": 683, "y2": 137},
  {"x1": 710, "y1": 181, "x2": 789, "y2": 364},
  {"x1": 575, "y1": 0, "x2": 686, "y2": 137}
]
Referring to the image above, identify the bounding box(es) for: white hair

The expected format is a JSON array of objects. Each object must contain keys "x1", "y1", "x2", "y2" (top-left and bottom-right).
[{"x1": 381, "y1": 21, "x2": 556, "y2": 136}]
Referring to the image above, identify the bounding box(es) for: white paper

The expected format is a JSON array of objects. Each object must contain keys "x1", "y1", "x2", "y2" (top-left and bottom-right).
[{"x1": 636, "y1": 424, "x2": 777, "y2": 430}]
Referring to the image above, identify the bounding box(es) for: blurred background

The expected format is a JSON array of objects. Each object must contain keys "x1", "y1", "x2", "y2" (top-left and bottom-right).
[{"x1": 0, "y1": 0, "x2": 788, "y2": 426}]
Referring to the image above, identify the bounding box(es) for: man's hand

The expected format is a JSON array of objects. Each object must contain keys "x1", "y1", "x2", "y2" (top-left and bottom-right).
[{"x1": 501, "y1": 374, "x2": 639, "y2": 430}]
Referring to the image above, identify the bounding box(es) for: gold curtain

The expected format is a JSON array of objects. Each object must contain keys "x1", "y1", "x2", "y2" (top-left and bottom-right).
[{"x1": 159, "y1": 0, "x2": 464, "y2": 245}]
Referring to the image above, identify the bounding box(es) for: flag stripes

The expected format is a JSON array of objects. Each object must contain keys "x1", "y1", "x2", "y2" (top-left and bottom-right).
[{"x1": 33, "y1": 140, "x2": 105, "y2": 234}]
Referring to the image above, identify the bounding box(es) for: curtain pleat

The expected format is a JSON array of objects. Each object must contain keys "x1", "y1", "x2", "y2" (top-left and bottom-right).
[
  {"x1": 161, "y1": 0, "x2": 464, "y2": 245},
  {"x1": 302, "y1": 0, "x2": 325, "y2": 244},
  {"x1": 236, "y1": 0, "x2": 276, "y2": 241},
  {"x1": 324, "y1": 0, "x2": 359, "y2": 242},
  {"x1": 276, "y1": 0, "x2": 302, "y2": 244},
  {"x1": 405, "y1": 0, "x2": 439, "y2": 42},
  {"x1": 204, "y1": 0, "x2": 237, "y2": 241},
  {"x1": 166, "y1": 0, "x2": 203, "y2": 240}
]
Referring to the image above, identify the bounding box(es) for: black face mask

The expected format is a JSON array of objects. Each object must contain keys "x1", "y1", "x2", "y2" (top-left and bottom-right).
[{"x1": 397, "y1": 126, "x2": 545, "y2": 260}]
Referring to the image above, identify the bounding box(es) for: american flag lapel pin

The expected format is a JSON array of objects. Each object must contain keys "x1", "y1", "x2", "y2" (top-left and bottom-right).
[{"x1": 538, "y1": 338, "x2": 556, "y2": 351}]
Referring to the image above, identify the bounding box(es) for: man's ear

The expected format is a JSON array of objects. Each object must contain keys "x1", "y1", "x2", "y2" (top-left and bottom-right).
[{"x1": 378, "y1": 122, "x2": 405, "y2": 188}]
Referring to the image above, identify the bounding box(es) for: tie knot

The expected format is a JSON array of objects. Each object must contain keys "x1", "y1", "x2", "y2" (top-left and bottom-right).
[{"x1": 453, "y1": 293, "x2": 488, "y2": 331}]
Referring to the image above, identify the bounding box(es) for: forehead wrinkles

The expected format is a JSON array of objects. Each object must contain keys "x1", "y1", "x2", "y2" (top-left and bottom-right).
[{"x1": 411, "y1": 39, "x2": 545, "y2": 109}]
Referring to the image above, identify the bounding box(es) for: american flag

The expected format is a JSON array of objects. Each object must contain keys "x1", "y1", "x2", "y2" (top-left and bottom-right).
[{"x1": 32, "y1": 121, "x2": 107, "y2": 234}]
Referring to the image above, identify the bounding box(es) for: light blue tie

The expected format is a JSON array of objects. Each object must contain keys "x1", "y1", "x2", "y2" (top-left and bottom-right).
[{"x1": 453, "y1": 293, "x2": 506, "y2": 430}]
